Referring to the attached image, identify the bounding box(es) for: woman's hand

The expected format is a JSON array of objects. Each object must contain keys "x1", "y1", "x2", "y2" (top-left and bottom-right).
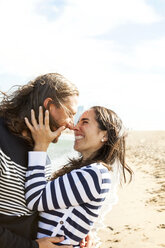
[
  {"x1": 80, "y1": 232, "x2": 96, "y2": 248},
  {"x1": 36, "y1": 236, "x2": 72, "y2": 248},
  {"x1": 25, "y1": 106, "x2": 65, "y2": 151}
]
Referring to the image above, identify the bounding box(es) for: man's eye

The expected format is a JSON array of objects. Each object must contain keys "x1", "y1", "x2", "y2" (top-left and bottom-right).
[
  {"x1": 83, "y1": 121, "x2": 88, "y2": 124},
  {"x1": 67, "y1": 112, "x2": 72, "y2": 118}
]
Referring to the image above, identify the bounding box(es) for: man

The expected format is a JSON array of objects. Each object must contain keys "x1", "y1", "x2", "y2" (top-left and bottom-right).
[{"x1": 0, "y1": 73, "x2": 93, "y2": 248}]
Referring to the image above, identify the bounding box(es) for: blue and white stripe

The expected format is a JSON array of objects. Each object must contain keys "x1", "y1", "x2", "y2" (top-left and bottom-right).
[{"x1": 25, "y1": 151, "x2": 111, "y2": 247}]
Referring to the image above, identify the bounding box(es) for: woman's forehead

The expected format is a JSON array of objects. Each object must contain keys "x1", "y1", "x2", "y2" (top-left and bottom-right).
[{"x1": 80, "y1": 109, "x2": 94, "y2": 119}]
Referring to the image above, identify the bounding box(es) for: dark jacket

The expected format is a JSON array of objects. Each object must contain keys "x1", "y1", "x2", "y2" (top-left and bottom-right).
[{"x1": 0, "y1": 117, "x2": 39, "y2": 248}]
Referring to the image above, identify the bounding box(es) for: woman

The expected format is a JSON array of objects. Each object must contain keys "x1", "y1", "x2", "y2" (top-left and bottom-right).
[{"x1": 25, "y1": 106, "x2": 132, "y2": 247}]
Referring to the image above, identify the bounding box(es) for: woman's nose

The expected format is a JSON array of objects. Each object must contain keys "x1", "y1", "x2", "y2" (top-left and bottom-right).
[{"x1": 73, "y1": 122, "x2": 79, "y2": 131}]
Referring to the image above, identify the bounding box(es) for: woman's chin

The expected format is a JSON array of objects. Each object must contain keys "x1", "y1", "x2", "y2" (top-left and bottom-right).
[{"x1": 74, "y1": 145, "x2": 81, "y2": 154}]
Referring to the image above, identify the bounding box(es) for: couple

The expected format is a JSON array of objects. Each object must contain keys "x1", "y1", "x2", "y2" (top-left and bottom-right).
[{"x1": 0, "y1": 73, "x2": 132, "y2": 248}]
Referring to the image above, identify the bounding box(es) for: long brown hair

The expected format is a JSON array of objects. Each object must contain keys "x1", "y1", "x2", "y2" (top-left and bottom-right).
[
  {"x1": 52, "y1": 106, "x2": 133, "y2": 183},
  {"x1": 0, "y1": 73, "x2": 79, "y2": 145}
]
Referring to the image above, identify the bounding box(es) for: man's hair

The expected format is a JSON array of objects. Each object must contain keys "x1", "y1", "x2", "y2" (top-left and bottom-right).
[
  {"x1": 52, "y1": 106, "x2": 133, "y2": 183},
  {"x1": 0, "y1": 73, "x2": 79, "y2": 145}
]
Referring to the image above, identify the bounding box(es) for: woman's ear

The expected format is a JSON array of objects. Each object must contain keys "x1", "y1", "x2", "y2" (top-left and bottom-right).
[
  {"x1": 103, "y1": 131, "x2": 108, "y2": 141},
  {"x1": 43, "y1": 98, "x2": 53, "y2": 109},
  {"x1": 101, "y1": 131, "x2": 108, "y2": 142}
]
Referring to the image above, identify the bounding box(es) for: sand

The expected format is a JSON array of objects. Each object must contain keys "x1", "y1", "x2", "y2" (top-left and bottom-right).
[{"x1": 98, "y1": 131, "x2": 165, "y2": 248}]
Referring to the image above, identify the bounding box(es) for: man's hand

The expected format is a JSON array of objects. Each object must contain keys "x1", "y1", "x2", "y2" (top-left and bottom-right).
[
  {"x1": 36, "y1": 236, "x2": 72, "y2": 248},
  {"x1": 80, "y1": 232, "x2": 95, "y2": 248}
]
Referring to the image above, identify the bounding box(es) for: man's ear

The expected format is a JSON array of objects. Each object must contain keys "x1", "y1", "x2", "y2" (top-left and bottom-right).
[{"x1": 43, "y1": 98, "x2": 53, "y2": 109}]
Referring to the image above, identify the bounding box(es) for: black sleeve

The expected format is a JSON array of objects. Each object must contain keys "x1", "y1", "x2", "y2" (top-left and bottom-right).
[
  {"x1": 0, "y1": 118, "x2": 39, "y2": 248},
  {"x1": 0, "y1": 226, "x2": 39, "y2": 248}
]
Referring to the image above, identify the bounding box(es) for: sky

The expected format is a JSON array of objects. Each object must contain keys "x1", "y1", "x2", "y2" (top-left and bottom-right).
[{"x1": 0, "y1": 0, "x2": 164, "y2": 130}]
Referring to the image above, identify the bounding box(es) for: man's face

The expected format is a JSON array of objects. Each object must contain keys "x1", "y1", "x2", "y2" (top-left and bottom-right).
[{"x1": 48, "y1": 95, "x2": 78, "y2": 132}]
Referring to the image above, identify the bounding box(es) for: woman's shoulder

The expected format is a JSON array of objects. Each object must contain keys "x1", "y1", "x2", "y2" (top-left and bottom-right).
[
  {"x1": 81, "y1": 162, "x2": 110, "y2": 178},
  {"x1": 85, "y1": 162, "x2": 109, "y2": 170}
]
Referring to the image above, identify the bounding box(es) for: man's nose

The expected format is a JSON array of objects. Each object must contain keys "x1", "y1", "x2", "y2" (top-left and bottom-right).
[{"x1": 66, "y1": 119, "x2": 75, "y2": 130}]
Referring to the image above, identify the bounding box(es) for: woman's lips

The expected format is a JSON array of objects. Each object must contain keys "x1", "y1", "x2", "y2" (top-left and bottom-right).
[{"x1": 75, "y1": 135, "x2": 84, "y2": 140}]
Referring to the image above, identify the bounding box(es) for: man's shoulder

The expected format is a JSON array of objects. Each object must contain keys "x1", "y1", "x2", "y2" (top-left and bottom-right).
[
  {"x1": 0, "y1": 117, "x2": 30, "y2": 166},
  {"x1": 0, "y1": 116, "x2": 5, "y2": 129},
  {"x1": 0, "y1": 117, "x2": 10, "y2": 142}
]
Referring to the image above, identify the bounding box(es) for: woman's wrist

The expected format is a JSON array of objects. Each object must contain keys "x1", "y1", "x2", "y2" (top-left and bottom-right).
[{"x1": 33, "y1": 144, "x2": 48, "y2": 152}]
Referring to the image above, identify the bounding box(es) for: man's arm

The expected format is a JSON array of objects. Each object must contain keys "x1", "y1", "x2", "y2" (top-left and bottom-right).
[
  {"x1": 0, "y1": 226, "x2": 38, "y2": 248},
  {"x1": 0, "y1": 226, "x2": 73, "y2": 248}
]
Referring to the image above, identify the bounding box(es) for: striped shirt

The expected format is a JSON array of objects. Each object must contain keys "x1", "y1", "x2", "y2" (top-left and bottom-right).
[
  {"x1": 0, "y1": 148, "x2": 34, "y2": 216},
  {"x1": 25, "y1": 152, "x2": 111, "y2": 247},
  {"x1": 0, "y1": 148, "x2": 51, "y2": 217}
]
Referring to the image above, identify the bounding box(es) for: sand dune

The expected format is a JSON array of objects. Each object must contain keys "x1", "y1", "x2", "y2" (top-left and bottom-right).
[{"x1": 98, "y1": 131, "x2": 165, "y2": 248}]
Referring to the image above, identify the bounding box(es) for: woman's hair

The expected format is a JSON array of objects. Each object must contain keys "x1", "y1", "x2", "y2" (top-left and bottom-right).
[
  {"x1": 0, "y1": 73, "x2": 79, "y2": 145},
  {"x1": 52, "y1": 106, "x2": 133, "y2": 183}
]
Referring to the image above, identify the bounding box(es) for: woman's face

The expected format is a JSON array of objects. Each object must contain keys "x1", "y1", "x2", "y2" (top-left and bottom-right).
[{"x1": 74, "y1": 109, "x2": 107, "y2": 159}]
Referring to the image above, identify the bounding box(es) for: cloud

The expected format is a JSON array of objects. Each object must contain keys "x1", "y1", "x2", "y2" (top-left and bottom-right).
[
  {"x1": 56, "y1": 0, "x2": 162, "y2": 36},
  {"x1": 124, "y1": 38, "x2": 165, "y2": 69},
  {"x1": 0, "y1": 0, "x2": 164, "y2": 129},
  {"x1": 0, "y1": 0, "x2": 162, "y2": 76}
]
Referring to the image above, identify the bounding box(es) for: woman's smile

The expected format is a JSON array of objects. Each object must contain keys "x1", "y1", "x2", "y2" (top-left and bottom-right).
[{"x1": 75, "y1": 135, "x2": 84, "y2": 141}]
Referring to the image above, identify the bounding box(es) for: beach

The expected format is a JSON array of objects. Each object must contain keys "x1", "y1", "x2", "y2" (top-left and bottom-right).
[
  {"x1": 49, "y1": 131, "x2": 165, "y2": 247},
  {"x1": 98, "y1": 131, "x2": 165, "y2": 248}
]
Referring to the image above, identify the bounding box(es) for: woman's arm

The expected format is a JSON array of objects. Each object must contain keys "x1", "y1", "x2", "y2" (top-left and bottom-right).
[{"x1": 25, "y1": 153, "x2": 105, "y2": 211}]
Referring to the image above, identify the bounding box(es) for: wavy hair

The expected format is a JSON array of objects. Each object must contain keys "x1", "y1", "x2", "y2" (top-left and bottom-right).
[
  {"x1": 0, "y1": 73, "x2": 79, "y2": 145},
  {"x1": 52, "y1": 106, "x2": 133, "y2": 183}
]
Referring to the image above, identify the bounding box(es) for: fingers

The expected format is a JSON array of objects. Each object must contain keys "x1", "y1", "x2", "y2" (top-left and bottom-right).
[
  {"x1": 86, "y1": 240, "x2": 92, "y2": 248},
  {"x1": 25, "y1": 108, "x2": 42, "y2": 131},
  {"x1": 80, "y1": 238, "x2": 86, "y2": 247},
  {"x1": 54, "y1": 245, "x2": 72, "y2": 248},
  {"x1": 36, "y1": 236, "x2": 73, "y2": 248},
  {"x1": 53, "y1": 126, "x2": 66, "y2": 138},
  {"x1": 51, "y1": 126, "x2": 65, "y2": 144},
  {"x1": 82, "y1": 232, "x2": 95, "y2": 248},
  {"x1": 47, "y1": 236, "x2": 73, "y2": 247},
  {"x1": 47, "y1": 236, "x2": 64, "y2": 243},
  {"x1": 39, "y1": 106, "x2": 44, "y2": 127},
  {"x1": 25, "y1": 107, "x2": 65, "y2": 142},
  {"x1": 31, "y1": 109, "x2": 38, "y2": 128},
  {"x1": 24, "y1": 116, "x2": 33, "y2": 132},
  {"x1": 45, "y1": 109, "x2": 50, "y2": 130},
  {"x1": 25, "y1": 107, "x2": 46, "y2": 131}
]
